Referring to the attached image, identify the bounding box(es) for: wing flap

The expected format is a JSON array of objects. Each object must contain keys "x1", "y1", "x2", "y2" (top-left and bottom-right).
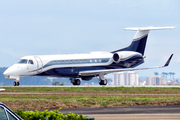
[{"x1": 79, "y1": 66, "x2": 161, "y2": 76}]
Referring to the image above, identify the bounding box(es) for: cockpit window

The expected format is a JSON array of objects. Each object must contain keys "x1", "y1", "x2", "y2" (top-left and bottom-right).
[
  {"x1": 28, "y1": 60, "x2": 34, "y2": 64},
  {"x1": 17, "y1": 59, "x2": 28, "y2": 64}
]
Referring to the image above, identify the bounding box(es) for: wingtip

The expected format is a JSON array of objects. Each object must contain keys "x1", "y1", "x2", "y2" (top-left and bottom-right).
[{"x1": 164, "y1": 54, "x2": 173, "y2": 67}]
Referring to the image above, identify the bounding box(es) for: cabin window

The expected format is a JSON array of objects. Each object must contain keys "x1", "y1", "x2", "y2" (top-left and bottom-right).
[
  {"x1": 17, "y1": 59, "x2": 28, "y2": 64},
  {"x1": 62, "y1": 60, "x2": 64, "y2": 63},
  {"x1": 85, "y1": 59, "x2": 87, "y2": 63},
  {"x1": 58, "y1": 61, "x2": 61, "y2": 63},
  {"x1": 28, "y1": 60, "x2": 34, "y2": 64},
  {"x1": 66, "y1": 60, "x2": 68, "y2": 63},
  {"x1": 90, "y1": 60, "x2": 92, "y2": 63},
  {"x1": 99, "y1": 59, "x2": 102, "y2": 62},
  {"x1": 76, "y1": 60, "x2": 78, "y2": 63},
  {"x1": 71, "y1": 60, "x2": 73, "y2": 63},
  {"x1": 95, "y1": 59, "x2": 97, "y2": 62}
]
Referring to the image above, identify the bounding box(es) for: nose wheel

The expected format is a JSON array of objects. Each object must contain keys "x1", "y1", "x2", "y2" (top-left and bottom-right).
[{"x1": 14, "y1": 81, "x2": 20, "y2": 86}]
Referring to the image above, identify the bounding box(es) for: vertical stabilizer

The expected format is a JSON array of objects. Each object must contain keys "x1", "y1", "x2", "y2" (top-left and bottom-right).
[{"x1": 111, "y1": 26, "x2": 175, "y2": 55}]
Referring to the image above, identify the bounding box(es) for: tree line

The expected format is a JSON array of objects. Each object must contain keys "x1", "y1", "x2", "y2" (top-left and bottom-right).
[{"x1": 154, "y1": 72, "x2": 175, "y2": 80}]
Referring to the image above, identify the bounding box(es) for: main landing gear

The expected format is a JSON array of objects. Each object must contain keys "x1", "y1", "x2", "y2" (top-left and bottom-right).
[
  {"x1": 14, "y1": 81, "x2": 20, "y2": 86},
  {"x1": 97, "y1": 73, "x2": 107, "y2": 86},
  {"x1": 70, "y1": 78, "x2": 81, "y2": 85},
  {"x1": 99, "y1": 79, "x2": 107, "y2": 85}
]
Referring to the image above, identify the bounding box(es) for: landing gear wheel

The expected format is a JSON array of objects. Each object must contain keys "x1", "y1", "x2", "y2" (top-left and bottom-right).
[
  {"x1": 99, "y1": 79, "x2": 107, "y2": 85},
  {"x1": 17, "y1": 82, "x2": 19, "y2": 86},
  {"x1": 76, "y1": 79, "x2": 81, "y2": 85},
  {"x1": 14, "y1": 81, "x2": 20, "y2": 86},
  {"x1": 73, "y1": 79, "x2": 81, "y2": 85},
  {"x1": 14, "y1": 82, "x2": 16, "y2": 86}
]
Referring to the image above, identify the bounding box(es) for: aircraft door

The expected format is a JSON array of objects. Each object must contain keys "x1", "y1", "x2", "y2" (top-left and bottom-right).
[
  {"x1": 34, "y1": 56, "x2": 43, "y2": 73},
  {"x1": 27, "y1": 59, "x2": 36, "y2": 75}
]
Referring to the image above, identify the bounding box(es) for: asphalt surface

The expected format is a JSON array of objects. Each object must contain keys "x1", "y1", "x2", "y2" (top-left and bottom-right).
[
  {"x1": 85, "y1": 114, "x2": 180, "y2": 120},
  {"x1": 59, "y1": 105, "x2": 180, "y2": 114},
  {"x1": 59, "y1": 105, "x2": 180, "y2": 120}
]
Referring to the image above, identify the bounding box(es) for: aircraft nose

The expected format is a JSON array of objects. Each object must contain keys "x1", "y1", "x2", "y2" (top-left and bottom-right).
[
  {"x1": 3, "y1": 66, "x2": 15, "y2": 76},
  {"x1": 3, "y1": 69, "x2": 10, "y2": 76}
]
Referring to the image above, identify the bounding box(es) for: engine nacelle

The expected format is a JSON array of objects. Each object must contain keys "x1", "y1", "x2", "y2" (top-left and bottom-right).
[
  {"x1": 112, "y1": 51, "x2": 143, "y2": 64},
  {"x1": 113, "y1": 53, "x2": 121, "y2": 63}
]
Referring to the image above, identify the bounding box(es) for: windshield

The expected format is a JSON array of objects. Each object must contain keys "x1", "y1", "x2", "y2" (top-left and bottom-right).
[{"x1": 17, "y1": 59, "x2": 28, "y2": 64}]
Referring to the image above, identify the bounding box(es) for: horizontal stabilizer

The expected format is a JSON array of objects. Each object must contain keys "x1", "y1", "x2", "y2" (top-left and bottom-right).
[{"x1": 124, "y1": 26, "x2": 176, "y2": 31}]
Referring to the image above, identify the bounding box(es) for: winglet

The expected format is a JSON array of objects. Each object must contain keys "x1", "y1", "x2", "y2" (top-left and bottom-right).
[{"x1": 163, "y1": 54, "x2": 173, "y2": 67}]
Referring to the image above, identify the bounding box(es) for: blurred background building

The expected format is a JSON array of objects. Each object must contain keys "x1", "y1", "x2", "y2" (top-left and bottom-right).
[
  {"x1": 146, "y1": 76, "x2": 167, "y2": 85},
  {"x1": 113, "y1": 71, "x2": 139, "y2": 86}
]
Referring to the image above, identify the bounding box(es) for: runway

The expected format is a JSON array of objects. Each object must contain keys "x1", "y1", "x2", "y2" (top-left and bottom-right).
[
  {"x1": 60, "y1": 105, "x2": 180, "y2": 114},
  {"x1": 59, "y1": 105, "x2": 180, "y2": 120},
  {"x1": 85, "y1": 114, "x2": 180, "y2": 120}
]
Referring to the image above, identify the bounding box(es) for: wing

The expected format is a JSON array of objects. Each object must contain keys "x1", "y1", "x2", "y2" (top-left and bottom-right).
[{"x1": 79, "y1": 54, "x2": 173, "y2": 76}]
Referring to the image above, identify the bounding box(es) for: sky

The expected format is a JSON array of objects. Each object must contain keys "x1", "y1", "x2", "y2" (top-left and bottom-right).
[{"x1": 0, "y1": 0, "x2": 179, "y2": 79}]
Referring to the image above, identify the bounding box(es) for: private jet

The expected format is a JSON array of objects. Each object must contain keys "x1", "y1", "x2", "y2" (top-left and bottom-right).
[{"x1": 3, "y1": 26, "x2": 175, "y2": 86}]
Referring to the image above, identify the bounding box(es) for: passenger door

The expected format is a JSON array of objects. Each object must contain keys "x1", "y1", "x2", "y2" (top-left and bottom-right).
[{"x1": 34, "y1": 56, "x2": 43, "y2": 73}]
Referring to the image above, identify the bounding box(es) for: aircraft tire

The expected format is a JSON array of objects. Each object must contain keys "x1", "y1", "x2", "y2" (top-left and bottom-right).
[
  {"x1": 72, "y1": 79, "x2": 81, "y2": 85},
  {"x1": 104, "y1": 79, "x2": 107, "y2": 85},
  {"x1": 17, "y1": 82, "x2": 19, "y2": 86},
  {"x1": 76, "y1": 79, "x2": 81, "y2": 85},
  {"x1": 14, "y1": 82, "x2": 16, "y2": 86},
  {"x1": 99, "y1": 79, "x2": 107, "y2": 85}
]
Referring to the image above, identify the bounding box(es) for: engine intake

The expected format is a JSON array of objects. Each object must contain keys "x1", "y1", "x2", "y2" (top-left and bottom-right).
[{"x1": 113, "y1": 53, "x2": 121, "y2": 63}]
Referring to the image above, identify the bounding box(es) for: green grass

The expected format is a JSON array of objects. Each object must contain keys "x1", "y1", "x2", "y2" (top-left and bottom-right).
[
  {"x1": 1, "y1": 94, "x2": 180, "y2": 109},
  {"x1": 2, "y1": 86, "x2": 180, "y2": 94},
  {"x1": 1, "y1": 87, "x2": 180, "y2": 110}
]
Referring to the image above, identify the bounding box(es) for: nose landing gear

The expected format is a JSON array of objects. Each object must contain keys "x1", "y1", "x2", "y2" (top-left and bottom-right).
[
  {"x1": 14, "y1": 78, "x2": 20, "y2": 86},
  {"x1": 14, "y1": 81, "x2": 20, "y2": 86}
]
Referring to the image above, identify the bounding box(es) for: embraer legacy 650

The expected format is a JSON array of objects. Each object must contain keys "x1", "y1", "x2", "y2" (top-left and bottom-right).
[{"x1": 4, "y1": 26, "x2": 175, "y2": 86}]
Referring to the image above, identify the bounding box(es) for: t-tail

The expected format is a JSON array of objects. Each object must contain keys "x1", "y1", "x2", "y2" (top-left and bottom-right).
[{"x1": 111, "y1": 26, "x2": 176, "y2": 55}]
